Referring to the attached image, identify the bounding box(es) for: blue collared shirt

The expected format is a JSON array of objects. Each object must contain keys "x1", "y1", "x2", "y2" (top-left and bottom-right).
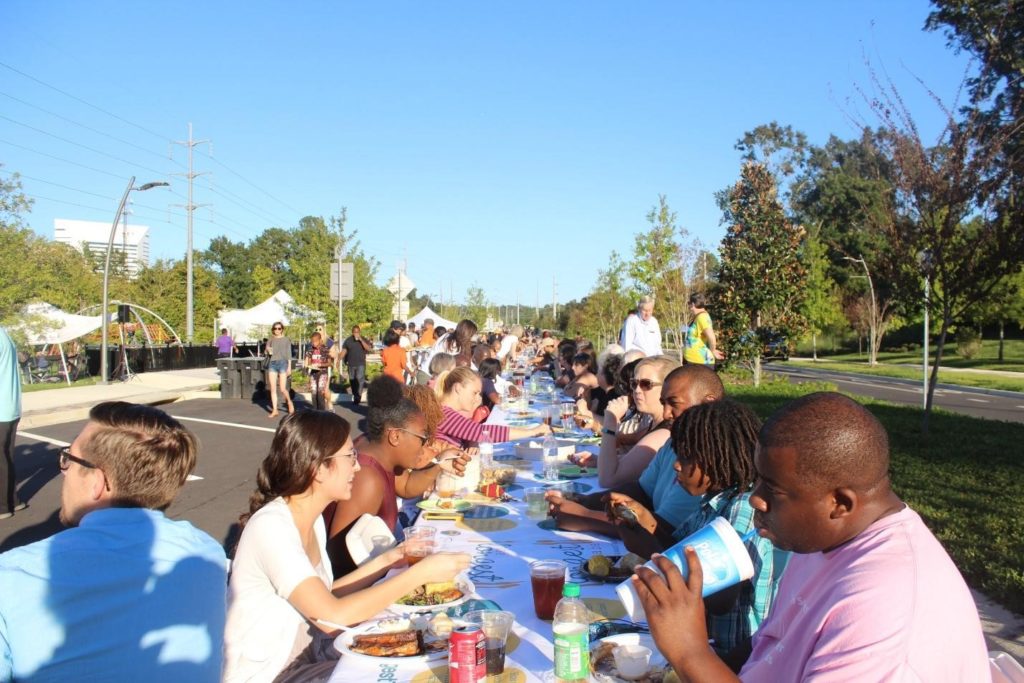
[
  {"x1": 673, "y1": 488, "x2": 789, "y2": 657},
  {"x1": 0, "y1": 507, "x2": 227, "y2": 682},
  {"x1": 0, "y1": 327, "x2": 20, "y2": 422}
]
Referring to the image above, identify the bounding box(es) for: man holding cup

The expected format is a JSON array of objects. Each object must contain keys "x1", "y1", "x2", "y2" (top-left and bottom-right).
[{"x1": 632, "y1": 392, "x2": 989, "y2": 681}]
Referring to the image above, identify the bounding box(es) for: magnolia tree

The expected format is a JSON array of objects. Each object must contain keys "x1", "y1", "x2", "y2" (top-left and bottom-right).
[{"x1": 716, "y1": 162, "x2": 808, "y2": 386}]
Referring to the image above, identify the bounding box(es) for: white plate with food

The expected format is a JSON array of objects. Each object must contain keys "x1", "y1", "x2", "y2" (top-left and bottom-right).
[
  {"x1": 389, "y1": 576, "x2": 475, "y2": 614},
  {"x1": 590, "y1": 633, "x2": 673, "y2": 683},
  {"x1": 334, "y1": 613, "x2": 455, "y2": 664}
]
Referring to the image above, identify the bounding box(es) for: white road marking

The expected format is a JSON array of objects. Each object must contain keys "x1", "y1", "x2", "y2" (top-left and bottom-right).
[
  {"x1": 17, "y1": 431, "x2": 205, "y2": 482},
  {"x1": 16, "y1": 431, "x2": 68, "y2": 447},
  {"x1": 966, "y1": 398, "x2": 989, "y2": 403},
  {"x1": 174, "y1": 416, "x2": 276, "y2": 433}
]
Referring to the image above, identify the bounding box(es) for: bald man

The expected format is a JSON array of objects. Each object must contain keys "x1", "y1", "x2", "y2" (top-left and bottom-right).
[{"x1": 634, "y1": 392, "x2": 989, "y2": 682}]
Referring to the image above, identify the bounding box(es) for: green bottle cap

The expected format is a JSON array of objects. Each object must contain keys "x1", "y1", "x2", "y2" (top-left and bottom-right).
[{"x1": 562, "y1": 582, "x2": 580, "y2": 598}]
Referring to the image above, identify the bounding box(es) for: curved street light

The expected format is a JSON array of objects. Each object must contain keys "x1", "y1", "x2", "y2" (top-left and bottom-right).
[
  {"x1": 843, "y1": 255, "x2": 877, "y2": 366},
  {"x1": 100, "y1": 176, "x2": 170, "y2": 384}
]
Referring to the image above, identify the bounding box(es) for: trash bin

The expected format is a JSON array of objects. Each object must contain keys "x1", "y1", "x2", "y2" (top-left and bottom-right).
[
  {"x1": 217, "y1": 359, "x2": 241, "y2": 399},
  {"x1": 239, "y1": 358, "x2": 262, "y2": 400}
]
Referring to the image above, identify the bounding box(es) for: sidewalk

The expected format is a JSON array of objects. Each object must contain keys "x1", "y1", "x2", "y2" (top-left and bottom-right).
[{"x1": 19, "y1": 367, "x2": 220, "y2": 429}]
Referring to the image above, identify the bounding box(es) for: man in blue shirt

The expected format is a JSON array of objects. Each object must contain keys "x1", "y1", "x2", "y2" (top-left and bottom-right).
[
  {"x1": 0, "y1": 401, "x2": 227, "y2": 682},
  {"x1": 0, "y1": 326, "x2": 23, "y2": 520}
]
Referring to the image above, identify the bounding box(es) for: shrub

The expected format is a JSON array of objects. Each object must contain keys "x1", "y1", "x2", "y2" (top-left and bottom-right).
[{"x1": 956, "y1": 328, "x2": 982, "y2": 359}]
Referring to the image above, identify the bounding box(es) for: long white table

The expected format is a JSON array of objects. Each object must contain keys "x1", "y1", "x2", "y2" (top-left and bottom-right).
[{"x1": 327, "y1": 436, "x2": 628, "y2": 682}]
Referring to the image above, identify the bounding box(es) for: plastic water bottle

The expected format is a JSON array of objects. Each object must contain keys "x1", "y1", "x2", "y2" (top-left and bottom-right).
[
  {"x1": 478, "y1": 429, "x2": 494, "y2": 468},
  {"x1": 553, "y1": 583, "x2": 590, "y2": 683},
  {"x1": 542, "y1": 433, "x2": 559, "y2": 481}
]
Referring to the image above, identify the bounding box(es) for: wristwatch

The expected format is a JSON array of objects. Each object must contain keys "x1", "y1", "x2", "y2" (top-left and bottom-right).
[{"x1": 602, "y1": 427, "x2": 617, "y2": 437}]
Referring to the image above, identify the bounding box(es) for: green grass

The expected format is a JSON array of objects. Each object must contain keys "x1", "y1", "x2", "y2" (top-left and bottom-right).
[
  {"x1": 726, "y1": 374, "x2": 1024, "y2": 615},
  {"x1": 786, "y1": 359, "x2": 1024, "y2": 393},
  {"x1": 800, "y1": 338, "x2": 1024, "y2": 373},
  {"x1": 21, "y1": 376, "x2": 99, "y2": 392}
]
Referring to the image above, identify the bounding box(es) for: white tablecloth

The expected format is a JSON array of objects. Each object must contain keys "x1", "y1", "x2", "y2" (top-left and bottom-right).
[{"x1": 327, "y1": 439, "x2": 624, "y2": 683}]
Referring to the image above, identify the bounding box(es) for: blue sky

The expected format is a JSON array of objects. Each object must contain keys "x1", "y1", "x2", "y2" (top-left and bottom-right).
[{"x1": 1, "y1": 1, "x2": 972, "y2": 305}]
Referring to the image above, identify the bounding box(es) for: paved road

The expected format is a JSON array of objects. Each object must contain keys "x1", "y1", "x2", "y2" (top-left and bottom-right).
[
  {"x1": 2, "y1": 396, "x2": 367, "y2": 553},
  {"x1": 768, "y1": 364, "x2": 1024, "y2": 424}
]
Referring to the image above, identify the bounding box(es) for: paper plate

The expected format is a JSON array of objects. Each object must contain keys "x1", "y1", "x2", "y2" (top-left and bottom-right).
[
  {"x1": 416, "y1": 498, "x2": 472, "y2": 512},
  {"x1": 590, "y1": 633, "x2": 669, "y2": 682},
  {"x1": 334, "y1": 620, "x2": 447, "y2": 665}
]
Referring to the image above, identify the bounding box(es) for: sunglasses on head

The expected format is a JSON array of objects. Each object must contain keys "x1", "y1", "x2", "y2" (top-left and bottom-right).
[{"x1": 630, "y1": 378, "x2": 662, "y2": 392}]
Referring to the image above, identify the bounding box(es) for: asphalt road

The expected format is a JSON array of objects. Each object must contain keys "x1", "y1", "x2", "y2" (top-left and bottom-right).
[
  {"x1": 768, "y1": 364, "x2": 1024, "y2": 424},
  {"x1": 2, "y1": 396, "x2": 367, "y2": 553}
]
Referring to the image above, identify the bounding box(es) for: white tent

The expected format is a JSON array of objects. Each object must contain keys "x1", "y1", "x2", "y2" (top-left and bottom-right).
[
  {"x1": 14, "y1": 302, "x2": 103, "y2": 385},
  {"x1": 407, "y1": 306, "x2": 458, "y2": 331},
  {"x1": 16, "y1": 302, "x2": 102, "y2": 344},
  {"x1": 218, "y1": 290, "x2": 296, "y2": 342}
]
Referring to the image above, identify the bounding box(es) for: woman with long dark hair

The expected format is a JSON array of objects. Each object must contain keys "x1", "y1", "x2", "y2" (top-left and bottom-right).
[
  {"x1": 224, "y1": 411, "x2": 469, "y2": 683},
  {"x1": 430, "y1": 318, "x2": 477, "y2": 368}
]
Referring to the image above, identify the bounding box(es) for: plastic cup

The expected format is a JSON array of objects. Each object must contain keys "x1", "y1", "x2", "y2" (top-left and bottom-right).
[
  {"x1": 529, "y1": 560, "x2": 567, "y2": 620},
  {"x1": 616, "y1": 517, "x2": 755, "y2": 621},
  {"x1": 613, "y1": 644, "x2": 653, "y2": 680},
  {"x1": 403, "y1": 527, "x2": 436, "y2": 565},
  {"x1": 464, "y1": 610, "x2": 514, "y2": 675},
  {"x1": 524, "y1": 487, "x2": 547, "y2": 520}
]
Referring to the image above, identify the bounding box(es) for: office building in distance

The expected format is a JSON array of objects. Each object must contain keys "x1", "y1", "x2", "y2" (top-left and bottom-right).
[{"x1": 54, "y1": 218, "x2": 151, "y2": 278}]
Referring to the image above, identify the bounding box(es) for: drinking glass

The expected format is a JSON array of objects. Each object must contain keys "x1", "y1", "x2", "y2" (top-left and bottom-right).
[
  {"x1": 403, "y1": 527, "x2": 436, "y2": 565},
  {"x1": 524, "y1": 487, "x2": 547, "y2": 520},
  {"x1": 529, "y1": 560, "x2": 567, "y2": 620}
]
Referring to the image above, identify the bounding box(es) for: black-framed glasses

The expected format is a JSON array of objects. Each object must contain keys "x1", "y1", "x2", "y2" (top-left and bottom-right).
[
  {"x1": 394, "y1": 427, "x2": 429, "y2": 446},
  {"x1": 630, "y1": 378, "x2": 662, "y2": 392},
  {"x1": 272, "y1": 326, "x2": 284, "y2": 331},
  {"x1": 59, "y1": 448, "x2": 100, "y2": 472},
  {"x1": 325, "y1": 449, "x2": 359, "y2": 466}
]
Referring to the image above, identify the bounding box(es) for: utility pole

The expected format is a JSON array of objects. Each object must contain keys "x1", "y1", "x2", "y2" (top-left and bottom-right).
[
  {"x1": 552, "y1": 277, "x2": 558, "y2": 321},
  {"x1": 516, "y1": 292, "x2": 520, "y2": 325},
  {"x1": 172, "y1": 123, "x2": 211, "y2": 342}
]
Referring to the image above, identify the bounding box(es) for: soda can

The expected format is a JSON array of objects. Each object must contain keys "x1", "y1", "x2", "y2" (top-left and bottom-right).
[{"x1": 449, "y1": 624, "x2": 485, "y2": 683}]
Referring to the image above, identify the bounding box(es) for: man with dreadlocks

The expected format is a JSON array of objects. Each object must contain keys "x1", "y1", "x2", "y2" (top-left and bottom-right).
[{"x1": 608, "y1": 399, "x2": 786, "y2": 669}]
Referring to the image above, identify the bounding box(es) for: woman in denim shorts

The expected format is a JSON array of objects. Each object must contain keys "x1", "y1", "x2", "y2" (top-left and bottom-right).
[{"x1": 264, "y1": 322, "x2": 294, "y2": 417}]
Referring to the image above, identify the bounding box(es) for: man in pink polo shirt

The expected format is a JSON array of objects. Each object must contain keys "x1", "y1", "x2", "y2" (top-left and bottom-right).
[{"x1": 633, "y1": 392, "x2": 989, "y2": 682}]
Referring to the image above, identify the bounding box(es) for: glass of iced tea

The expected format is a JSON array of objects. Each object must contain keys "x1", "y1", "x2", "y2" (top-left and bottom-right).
[
  {"x1": 435, "y1": 471, "x2": 458, "y2": 499},
  {"x1": 464, "y1": 610, "x2": 514, "y2": 675},
  {"x1": 403, "y1": 527, "x2": 436, "y2": 566},
  {"x1": 529, "y1": 560, "x2": 567, "y2": 620}
]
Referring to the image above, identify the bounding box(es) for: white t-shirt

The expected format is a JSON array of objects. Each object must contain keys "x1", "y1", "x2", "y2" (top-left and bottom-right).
[
  {"x1": 496, "y1": 334, "x2": 518, "y2": 361},
  {"x1": 398, "y1": 335, "x2": 412, "y2": 350},
  {"x1": 620, "y1": 313, "x2": 663, "y2": 356},
  {"x1": 224, "y1": 498, "x2": 333, "y2": 683}
]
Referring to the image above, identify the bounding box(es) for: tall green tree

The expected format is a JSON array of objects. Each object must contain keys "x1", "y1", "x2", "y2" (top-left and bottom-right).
[
  {"x1": 130, "y1": 259, "x2": 223, "y2": 343},
  {"x1": 800, "y1": 232, "x2": 845, "y2": 360},
  {"x1": 716, "y1": 162, "x2": 808, "y2": 386}
]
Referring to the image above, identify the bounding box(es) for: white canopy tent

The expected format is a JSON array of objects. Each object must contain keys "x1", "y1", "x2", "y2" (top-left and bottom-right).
[
  {"x1": 218, "y1": 290, "x2": 296, "y2": 343},
  {"x1": 407, "y1": 306, "x2": 458, "y2": 331},
  {"x1": 14, "y1": 302, "x2": 103, "y2": 385}
]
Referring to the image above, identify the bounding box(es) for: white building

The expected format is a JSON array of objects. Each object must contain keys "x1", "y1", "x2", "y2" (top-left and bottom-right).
[{"x1": 54, "y1": 218, "x2": 150, "y2": 278}]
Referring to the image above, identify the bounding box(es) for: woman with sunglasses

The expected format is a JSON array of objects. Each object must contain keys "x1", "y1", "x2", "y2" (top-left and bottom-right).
[
  {"x1": 264, "y1": 321, "x2": 295, "y2": 417},
  {"x1": 597, "y1": 355, "x2": 680, "y2": 489},
  {"x1": 225, "y1": 410, "x2": 470, "y2": 683},
  {"x1": 325, "y1": 376, "x2": 467, "y2": 578}
]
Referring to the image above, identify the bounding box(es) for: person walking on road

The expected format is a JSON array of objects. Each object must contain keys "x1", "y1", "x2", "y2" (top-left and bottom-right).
[
  {"x1": 339, "y1": 325, "x2": 372, "y2": 406},
  {"x1": 264, "y1": 322, "x2": 295, "y2": 418},
  {"x1": 215, "y1": 328, "x2": 238, "y2": 358},
  {"x1": 684, "y1": 292, "x2": 725, "y2": 366},
  {"x1": 620, "y1": 295, "x2": 663, "y2": 357},
  {"x1": 0, "y1": 326, "x2": 24, "y2": 520}
]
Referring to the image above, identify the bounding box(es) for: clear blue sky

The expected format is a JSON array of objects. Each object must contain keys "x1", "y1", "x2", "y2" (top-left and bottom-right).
[{"x1": 1, "y1": 1, "x2": 972, "y2": 306}]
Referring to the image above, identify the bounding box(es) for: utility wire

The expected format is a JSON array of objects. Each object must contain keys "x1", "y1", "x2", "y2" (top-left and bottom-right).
[
  {"x1": 0, "y1": 60, "x2": 172, "y2": 143},
  {"x1": 203, "y1": 179, "x2": 291, "y2": 226},
  {"x1": 202, "y1": 184, "x2": 287, "y2": 228},
  {"x1": 0, "y1": 169, "x2": 114, "y2": 200},
  {"x1": 197, "y1": 150, "x2": 303, "y2": 216},
  {"x1": 0, "y1": 90, "x2": 186, "y2": 168},
  {"x1": 0, "y1": 137, "x2": 125, "y2": 180}
]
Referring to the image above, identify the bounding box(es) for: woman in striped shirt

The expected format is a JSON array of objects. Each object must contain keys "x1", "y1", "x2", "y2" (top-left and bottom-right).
[{"x1": 434, "y1": 367, "x2": 550, "y2": 447}]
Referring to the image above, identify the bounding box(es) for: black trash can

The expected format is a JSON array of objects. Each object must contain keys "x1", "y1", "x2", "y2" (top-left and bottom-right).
[
  {"x1": 216, "y1": 359, "x2": 241, "y2": 399},
  {"x1": 239, "y1": 358, "x2": 263, "y2": 400}
]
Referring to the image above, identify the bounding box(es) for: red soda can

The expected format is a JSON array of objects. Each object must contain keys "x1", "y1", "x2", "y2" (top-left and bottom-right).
[{"x1": 449, "y1": 624, "x2": 485, "y2": 683}]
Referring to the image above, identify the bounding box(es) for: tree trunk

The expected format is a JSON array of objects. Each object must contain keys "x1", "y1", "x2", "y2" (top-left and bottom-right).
[
  {"x1": 753, "y1": 311, "x2": 762, "y2": 387},
  {"x1": 999, "y1": 320, "x2": 1005, "y2": 363},
  {"x1": 923, "y1": 307, "x2": 952, "y2": 437},
  {"x1": 812, "y1": 332, "x2": 818, "y2": 361}
]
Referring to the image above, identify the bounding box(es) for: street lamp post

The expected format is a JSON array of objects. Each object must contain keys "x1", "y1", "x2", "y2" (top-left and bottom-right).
[
  {"x1": 843, "y1": 255, "x2": 877, "y2": 366},
  {"x1": 101, "y1": 177, "x2": 169, "y2": 384},
  {"x1": 918, "y1": 250, "x2": 933, "y2": 410}
]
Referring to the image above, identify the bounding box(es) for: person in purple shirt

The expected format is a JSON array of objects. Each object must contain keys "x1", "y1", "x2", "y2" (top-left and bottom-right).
[
  {"x1": 215, "y1": 328, "x2": 238, "y2": 358},
  {"x1": 633, "y1": 392, "x2": 989, "y2": 682}
]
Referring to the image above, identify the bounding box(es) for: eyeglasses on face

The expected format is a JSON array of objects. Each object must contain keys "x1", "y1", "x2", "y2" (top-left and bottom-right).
[
  {"x1": 394, "y1": 427, "x2": 430, "y2": 446},
  {"x1": 630, "y1": 378, "x2": 663, "y2": 392},
  {"x1": 325, "y1": 449, "x2": 359, "y2": 466},
  {"x1": 272, "y1": 326, "x2": 284, "y2": 331},
  {"x1": 59, "y1": 447, "x2": 100, "y2": 472}
]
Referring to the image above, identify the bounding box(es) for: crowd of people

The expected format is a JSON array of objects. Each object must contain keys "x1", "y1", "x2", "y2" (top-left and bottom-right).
[{"x1": 0, "y1": 298, "x2": 995, "y2": 681}]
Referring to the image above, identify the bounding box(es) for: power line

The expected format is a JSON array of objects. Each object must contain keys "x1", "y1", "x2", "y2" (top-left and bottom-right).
[
  {"x1": 0, "y1": 169, "x2": 114, "y2": 201},
  {"x1": 202, "y1": 179, "x2": 291, "y2": 226},
  {"x1": 0, "y1": 60, "x2": 172, "y2": 143},
  {"x1": 197, "y1": 149, "x2": 303, "y2": 216},
  {"x1": 0, "y1": 137, "x2": 125, "y2": 179},
  {"x1": 202, "y1": 183, "x2": 288, "y2": 229},
  {"x1": 0, "y1": 113, "x2": 170, "y2": 178},
  {"x1": 0, "y1": 90, "x2": 185, "y2": 168}
]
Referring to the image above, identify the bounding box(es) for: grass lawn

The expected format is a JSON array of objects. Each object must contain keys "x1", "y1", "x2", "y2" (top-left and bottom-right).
[
  {"x1": 725, "y1": 373, "x2": 1024, "y2": 615},
  {"x1": 801, "y1": 338, "x2": 1024, "y2": 373},
  {"x1": 21, "y1": 376, "x2": 99, "y2": 393},
  {"x1": 786, "y1": 359, "x2": 1024, "y2": 393}
]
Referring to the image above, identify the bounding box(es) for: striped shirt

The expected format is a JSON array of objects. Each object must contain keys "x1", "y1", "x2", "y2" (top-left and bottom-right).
[
  {"x1": 436, "y1": 406, "x2": 510, "y2": 448},
  {"x1": 673, "y1": 488, "x2": 789, "y2": 657}
]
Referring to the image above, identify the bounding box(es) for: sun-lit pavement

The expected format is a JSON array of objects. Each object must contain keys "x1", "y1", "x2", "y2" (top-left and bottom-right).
[{"x1": 4, "y1": 375, "x2": 1022, "y2": 659}]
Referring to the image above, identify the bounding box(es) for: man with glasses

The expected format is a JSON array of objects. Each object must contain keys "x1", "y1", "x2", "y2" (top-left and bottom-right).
[{"x1": 0, "y1": 402, "x2": 227, "y2": 682}]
